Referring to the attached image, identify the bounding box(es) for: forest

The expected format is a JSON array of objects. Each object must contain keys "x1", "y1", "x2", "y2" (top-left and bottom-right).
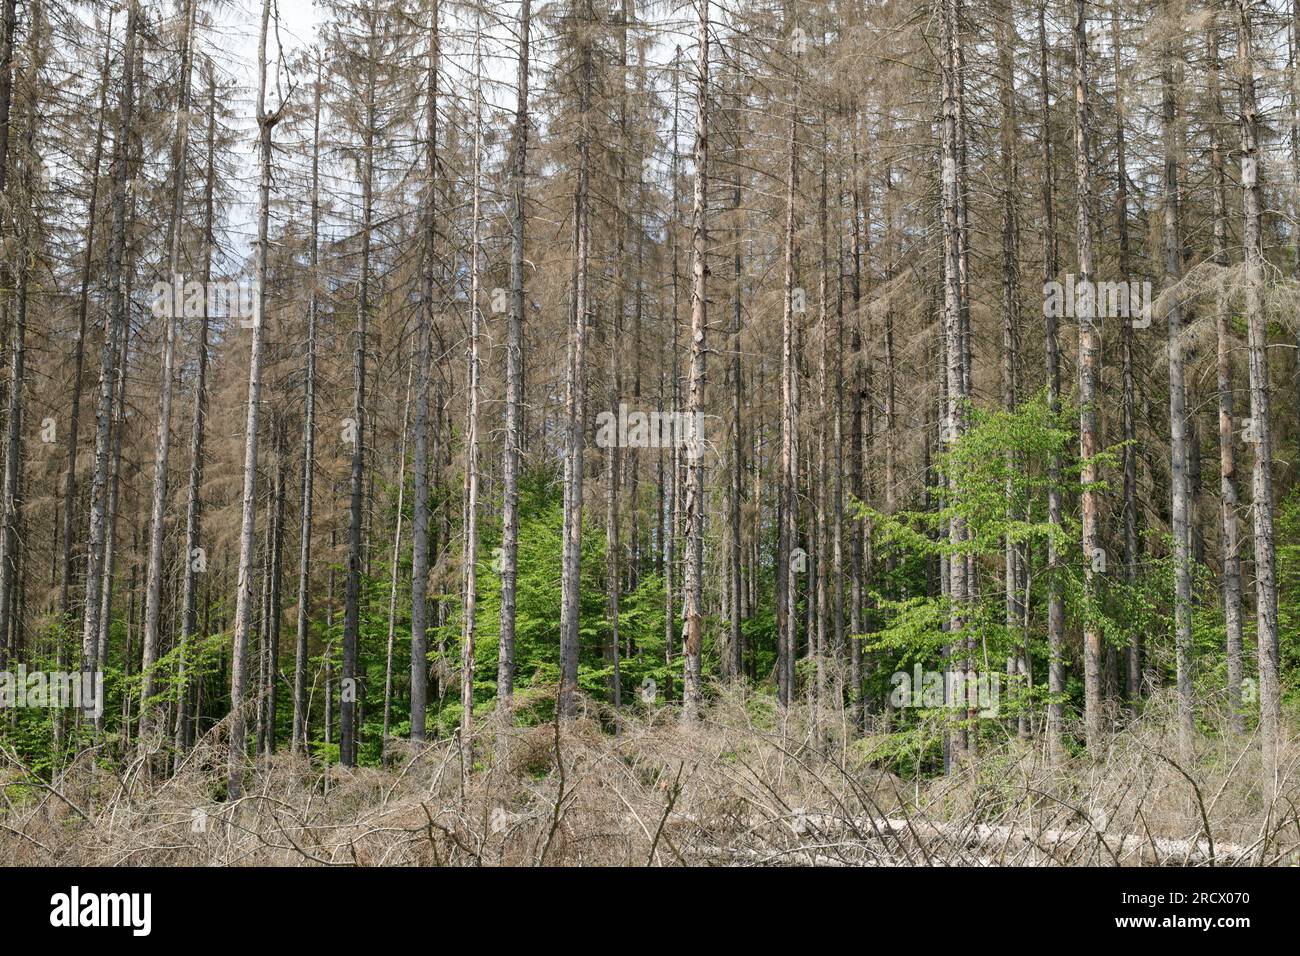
[{"x1": 0, "y1": 0, "x2": 1297, "y2": 868}]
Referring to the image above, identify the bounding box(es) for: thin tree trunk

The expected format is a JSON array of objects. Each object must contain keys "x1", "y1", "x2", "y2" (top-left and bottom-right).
[
  {"x1": 940, "y1": 0, "x2": 969, "y2": 762},
  {"x1": 1207, "y1": 12, "x2": 1243, "y2": 732},
  {"x1": 497, "y1": 0, "x2": 527, "y2": 742},
  {"x1": 381, "y1": 373, "x2": 411, "y2": 767},
  {"x1": 681, "y1": 0, "x2": 709, "y2": 721},
  {"x1": 1039, "y1": 0, "x2": 1064, "y2": 758},
  {"x1": 1115, "y1": 2, "x2": 1141, "y2": 712},
  {"x1": 411, "y1": 0, "x2": 439, "y2": 744},
  {"x1": 292, "y1": 58, "x2": 323, "y2": 756},
  {"x1": 1160, "y1": 7, "x2": 1195, "y2": 749},
  {"x1": 558, "y1": 0, "x2": 595, "y2": 719},
  {"x1": 777, "y1": 35, "x2": 801, "y2": 709},
  {"x1": 174, "y1": 66, "x2": 217, "y2": 755},
  {"x1": 460, "y1": 26, "x2": 484, "y2": 777},
  {"x1": 139, "y1": 0, "x2": 197, "y2": 750},
  {"x1": 81, "y1": 0, "x2": 138, "y2": 681},
  {"x1": 1234, "y1": 0, "x2": 1281, "y2": 788},
  {"x1": 341, "y1": 22, "x2": 379, "y2": 767},
  {"x1": 58, "y1": 14, "x2": 113, "y2": 623},
  {"x1": 0, "y1": 0, "x2": 39, "y2": 675},
  {"x1": 1074, "y1": 0, "x2": 1105, "y2": 752},
  {"x1": 228, "y1": 0, "x2": 277, "y2": 797}
]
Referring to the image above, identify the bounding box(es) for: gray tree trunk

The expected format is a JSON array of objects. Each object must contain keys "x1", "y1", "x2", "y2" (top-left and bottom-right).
[{"x1": 228, "y1": 0, "x2": 276, "y2": 797}]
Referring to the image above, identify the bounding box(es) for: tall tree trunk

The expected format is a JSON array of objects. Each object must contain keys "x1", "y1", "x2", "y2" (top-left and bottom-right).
[
  {"x1": 0, "y1": 0, "x2": 39, "y2": 678},
  {"x1": 997, "y1": 1, "x2": 1028, "y2": 735},
  {"x1": 139, "y1": 0, "x2": 197, "y2": 747},
  {"x1": 777, "y1": 34, "x2": 801, "y2": 709},
  {"x1": 497, "y1": 0, "x2": 527, "y2": 741},
  {"x1": 341, "y1": 22, "x2": 379, "y2": 767},
  {"x1": 1073, "y1": 0, "x2": 1105, "y2": 752},
  {"x1": 1115, "y1": 2, "x2": 1141, "y2": 712},
  {"x1": 228, "y1": 0, "x2": 276, "y2": 797},
  {"x1": 940, "y1": 0, "x2": 969, "y2": 760},
  {"x1": 381, "y1": 374, "x2": 411, "y2": 767},
  {"x1": 1160, "y1": 6, "x2": 1195, "y2": 749},
  {"x1": 681, "y1": 0, "x2": 709, "y2": 721},
  {"x1": 730, "y1": 169, "x2": 744, "y2": 684},
  {"x1": 558, "y1": 0, "x2": 595, "y2": 719},
  {"x1": 81, "y1": 0, "x2": 138, "y2": 680},
  {"x1": 292, "y1": 59, "x2": 322, "y2": 756},
  {"x1": 1039, "y1": 0, "x2": 1064, "y2": 757},
  {"x1": 58, "y1": 14, "x2": 113, "y2": 623},
  {"x1": 1207, "y1": 12, "x2": 1243, "y2": 733},
  {"x1": 175, "y1": 66, "x2": 217, "y2": 755},
  {"x1": 0, "y1": 0, "x2": 40, "y2": 686},
  {"x1": 411, "y1": 0, "x2": 439, "y2": 744},
  {"x1": 460, "y1": 27, "x2": 484, "y2": 776},
  {"x1": 264, "y1": 426, "x2": 286, "y2": 754},
  {"x1": 1234, "y1": 0, "x2": 1281, "y2": 788}
]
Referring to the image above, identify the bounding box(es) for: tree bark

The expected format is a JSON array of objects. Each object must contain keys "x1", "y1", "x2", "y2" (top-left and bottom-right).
[
  {"x1": 228, "y1": 0, "x2": 276, "y2": 796},
  {"x1": 1234, "y1": 0, "x2": 1281, "y2": 788}
]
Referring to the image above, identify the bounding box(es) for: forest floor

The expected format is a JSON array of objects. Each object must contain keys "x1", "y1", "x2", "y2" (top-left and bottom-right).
[{"x1": 2, "y1": 688, "x2": 1297, "y2": 866}]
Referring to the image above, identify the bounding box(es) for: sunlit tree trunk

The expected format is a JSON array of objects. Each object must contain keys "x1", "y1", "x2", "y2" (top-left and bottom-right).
[
  {"x1": 681, "y1": 0, "x2": 709, "y2": 721},
  {"x1": 497, "y1": 0, "x2": 527, "y2": 741}
]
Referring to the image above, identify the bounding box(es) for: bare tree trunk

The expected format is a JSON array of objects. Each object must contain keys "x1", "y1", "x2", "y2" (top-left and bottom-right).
[
  {"x1": 460, "y1": 27, "x2": 484, "y2": 776},
  {"x1": 292, "y1": 59, "x2": 323, "y2": 756},
  {"x1": 0, "y1": 0, "x2": 40, "y2": 674},
  {"x1": 264, "y1": 426, "x2": 286, "y2": 755},
  {"x1": 1073, "y1": 0, "x2": 1105, "y2": 752},
  {"x1": 851, "y1": 123, "x2": 870, "y2": 731},
  {"x1": 681, "y1": 0, "x2": 709, "y2": 721},
  {"x1": 940, "y1": 0, "x2": 969, "y2": 762},
  {"x1": 812, "y1": 113, "x2": 830, "y2": 728},
  {"x1": 663, "y1": 56, "x2": 681, "y2": 704},
  {"x1": 381, "y1": 374, "x2": 411, "y2": 767},
  {"x1": 81, "y1": 0, "x2": 138, "y2": 681},
  {"x1": 558, "y1": 0, "x2": 595, "y2": 719},
  {"x1": 175, "y1": 66, "x2": 217, "y2": 755},
  {"x1": 58, "y1": 15, "x2": 113, "y2": 624},
  {"x1": 1234, "y1": 0, "x2": 1281, "y2": 788},
  {"x1": 1160, "y1": 7, "x2": 1195, "y2": 749},
  {"x1": 777, "y1": 36, "x2": 801, "y2": 709},
  {"x1": 411, "y1": 0, "x2": 439, "y2": 744},
  {"x1": 139, "y1": 0, "x2": 197, "y2": 749},
  {"x1": 341, "y1": 21, "x2": 379, "y2": 767},
  {"x1": 728, "y1": 120, "x2": 744, "y2": 684},
  {"x1": 1207, "y1": 13, "x2": 1243, "y2": 732},
  {"x1": 228, "y1": 0, "x2": 277, "y2": 797},
  {"x1": 97, "y1": 262, "x2": 134, "y2": 681},
  {"x1": 497, "y1": 0, "x2": 527, "y2": 741},
  {"x1": 1114, "y1": 3, "x2": 1141, "y2": 713},
  {"x1": 997, "y1": 2, "x2": 1028, "y2": 736},
  {"x1": 1039, "y1": 0, "x2": 1064, "y2": 758}
]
